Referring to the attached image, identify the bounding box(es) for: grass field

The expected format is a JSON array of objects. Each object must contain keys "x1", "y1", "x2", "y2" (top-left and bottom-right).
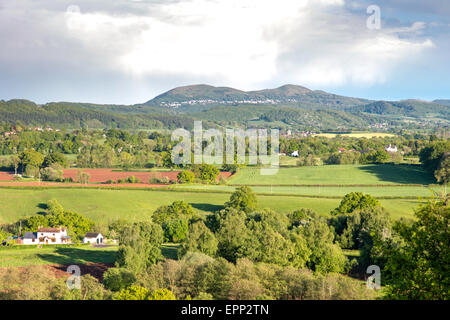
[
  {"x1": 0, "y1": 245, "x2": 118, "y2": 268},
  {"x1": 0, "y1": 165, "x2": 438, "y2": 226},
  {"x1": 0, "y1": 185, "x2": 424, "y2": 224},
  {"x1": 173, "y1": 184, "x2": 442, "y2": 198},
  {"x1": 227, "y1": 165, "x2": 435, "y2": 185},
  {"x1": 0, "y1": 244, "x2": 180, "y2": 268}
]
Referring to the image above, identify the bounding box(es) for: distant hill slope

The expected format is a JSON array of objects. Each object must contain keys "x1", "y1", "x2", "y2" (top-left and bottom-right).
[
  {"x1": 434, "y1": 99, "x2": 450, "y2": 107},
  {"x1": 0, "y1": 99, "x2": 196, "y2": 130},
  {"x1": 143, "y1": 84, "x2": 370, "y2": 109},
  {"x1": 347, "y1": 100, "x2": 450, "y2": 118},
  {"x1": 1, "y1": 84, "x2": 448, "y2": 130}
]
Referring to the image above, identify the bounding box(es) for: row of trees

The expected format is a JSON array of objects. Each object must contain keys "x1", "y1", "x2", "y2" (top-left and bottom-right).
[
  {"x1": 1, "y1": 200, "x2": 94, "y2": 241},
  {"x1": 1, "y1": 189, "x2": 447, "y2": 300},
  {"x1": 108, "y1": 186, "x2": 448, "y2": 300}
]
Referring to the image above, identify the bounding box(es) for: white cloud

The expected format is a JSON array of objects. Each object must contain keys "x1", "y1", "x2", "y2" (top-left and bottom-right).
[
  {"x1": 0, "y1": 0, "x2": 441, "y2": 102},
  {"x1": 58, "y1": 0, "x2": 434, "y2": 89}
]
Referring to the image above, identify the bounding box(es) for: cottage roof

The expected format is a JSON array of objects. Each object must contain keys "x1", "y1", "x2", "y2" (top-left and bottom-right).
[
  {"x1": 37, "y1": 227, "x2": 65, "y2": 233},
  {"x1": 24, "y1": 232, "x2": 37, "y2": 239},
  {"x1": 84, "y1": 232, "x2": 101, "y2": 238}
]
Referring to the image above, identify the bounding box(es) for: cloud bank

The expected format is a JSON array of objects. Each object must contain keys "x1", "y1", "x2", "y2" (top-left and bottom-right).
[{"x1": 0, "y1": 0, "x2": 447, "y2": 103}]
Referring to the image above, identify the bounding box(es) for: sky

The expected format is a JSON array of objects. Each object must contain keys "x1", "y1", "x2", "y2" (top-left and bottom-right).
[{"x1": 0, "y1": 0, "x2": 449, "y2": 105}]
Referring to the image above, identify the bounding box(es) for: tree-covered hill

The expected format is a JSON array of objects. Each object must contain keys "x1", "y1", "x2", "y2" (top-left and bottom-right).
[
  {"x1": 347, "y1": 100, "x2": 450, "y2": 118},
  {"x1": 143, "y1": 84, "x2": 370, "y2": 109},
  {"x1": 1, "y1": 84, "x2": 449, "y2": 130},
  {"x1": 0, "y1": 99, "x2": 195, "y2": 130}
]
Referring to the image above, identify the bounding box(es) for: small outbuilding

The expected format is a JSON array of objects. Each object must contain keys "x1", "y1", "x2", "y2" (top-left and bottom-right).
[{"x1": 83, "y1": 233, "x2": 104, "y2": 244}]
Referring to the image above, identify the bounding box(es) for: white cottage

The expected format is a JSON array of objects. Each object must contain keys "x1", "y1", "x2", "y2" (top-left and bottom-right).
[
  {"x1": 22, "y1": 227, "x2": 71, "y2": 245},
  {"x1": 83, "y1": 233, "x2": 104, "y2": 244},
  {"x1": 385, "y1": 144, "x2": 398, "y2": 153}
]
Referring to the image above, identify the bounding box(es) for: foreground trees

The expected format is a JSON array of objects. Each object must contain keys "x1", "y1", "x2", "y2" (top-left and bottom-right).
[
  {"x1": 381, "y1": 197, "x2": 449, "y2": 300},
  {"x1": 115, "y1": 222, "x2": 164, "y2": 274},
  {"x1": 225, "y1": 186, "x2": 258, "y2": 213}
]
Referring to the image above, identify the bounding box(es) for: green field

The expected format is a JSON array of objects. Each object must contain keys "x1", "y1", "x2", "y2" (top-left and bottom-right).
[
  {"x1": 173, "y1": 184, "x2": 442, "y2": 198},
  {"x1": 0, "y1": 244, "x2": 181, "y2": 268},
  {"x1": 0, "y1": 186, "x2": 423, "y2": 224},
  {"x1": 0, "y1": 245, "x2": 118, "y2": 268},
  {"x1": 0, "y1": 165, "x2": 439, "y2": 226},
  {"x1": 227, "y1": 165, "x2": 435, "y2": 185}
]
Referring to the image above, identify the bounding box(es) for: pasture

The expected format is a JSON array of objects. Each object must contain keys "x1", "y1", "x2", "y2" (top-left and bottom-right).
[
  {"x1": 227, "y1": 165, "x2": 435, "y2": 185},
  {"x1": 0, "y1": 245, "x2": 117, "y2": 268},
  {"x1": 0, "y1": 244, "x2": 179, "y2": 268},
  {"x1": 0, "y1": 185, "x2": 423, "y2": 225},
  {"x1": 0, "y1": 164, "x2": 438, "y2": 226}
]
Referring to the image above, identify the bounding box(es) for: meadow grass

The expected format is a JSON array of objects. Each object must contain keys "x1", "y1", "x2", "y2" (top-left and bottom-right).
[
  {"x1": 172, "y1": 184, "x2": 442, "y2": 198},
  {"x1": 0, "y1": 246, "x2": 118, "y2": 268},
  {"x1": 227, "y1": 164, "x2": 435, "y2": 185},
  {"x1": 0, "y1": 186, "x2": 421, "y2": 224},
  {"x1": 0, "y1": 244, "x2": 180, "y2": 268}
]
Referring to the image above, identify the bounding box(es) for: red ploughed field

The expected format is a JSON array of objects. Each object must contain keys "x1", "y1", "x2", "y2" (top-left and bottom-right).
[
  {"x1": 62, "y1": 169, "x2": 232, "y2": 183},
  {"x1": 0, "y1": 169, "x2": 232, "y2": 185},
  {"x1": 0, "y1": 171, "x2": 14, "y2": 181}
]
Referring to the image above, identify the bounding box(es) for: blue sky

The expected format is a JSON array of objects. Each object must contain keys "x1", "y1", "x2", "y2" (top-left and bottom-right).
[{"x1": 0, "y1": 0, "x2": 449, "y2": 104}]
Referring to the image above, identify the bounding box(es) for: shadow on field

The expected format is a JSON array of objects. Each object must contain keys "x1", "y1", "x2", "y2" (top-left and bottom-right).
[
  {"x1": 358, "y1": 164, "x2": 434, "y2": 185},
  {"x1": 37, "y1": 247, "x2": 117, "y2": 266},
  {"x1": 36, "y1": 203, "x2": 48, "y2": 216},
  {"x1": 190, "y1": 203, "x2": 224, "y2": 213}
]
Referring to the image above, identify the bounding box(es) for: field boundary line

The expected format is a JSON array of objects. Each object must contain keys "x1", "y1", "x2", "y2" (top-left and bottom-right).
[
  {"x1": 227, "y1": 183, "x2": 438, "y2": 188},
  {"x1": 0, "y1": 185, "x2": 432, "y2": 200}
]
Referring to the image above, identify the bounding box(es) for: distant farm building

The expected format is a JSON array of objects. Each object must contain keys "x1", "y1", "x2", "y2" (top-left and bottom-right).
[
  {"x1": 385, "y1": 145, "x2": 398, "y2": 153},
  {"x1": 83, "y1": 233, "x2": 104, "y2": 244}
]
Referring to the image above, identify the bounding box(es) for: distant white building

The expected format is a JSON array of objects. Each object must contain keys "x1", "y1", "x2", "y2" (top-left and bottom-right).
[
  {"x1": 385, "y1": 144, "x2": 398, "y2": 153},
  {"x1": 291, "y1": 151, "x2": 299, "y2": 157},
  {"x1": 22, "y1": 227, "x2": 71, "y2": 245},
  {"x1": 83, "y1": 233, "x2": 104, "y2": 244}
]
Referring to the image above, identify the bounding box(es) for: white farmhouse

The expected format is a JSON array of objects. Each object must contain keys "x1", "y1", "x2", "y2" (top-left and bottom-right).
[
  {"x1": 83, "y1": 233, "x2": 104, "y2": 244},
  {"x1": 385, "y1": 144, "x2": 398, "y2": 153},
  {"x1": 22, "y1": 227, "x2": 71, "y2": 245}
]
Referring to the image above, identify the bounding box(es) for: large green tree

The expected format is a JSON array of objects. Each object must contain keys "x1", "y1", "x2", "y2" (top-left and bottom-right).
[
  {"x1": 332, "y1": 192, "x2": 380, "y2": 216},
  {"x1": 434, "y1": 152, "x2": 449, "y2": 186},
  {"x1": 419, "y1": 140, "x2": 450, "y2": 172},
  {"x1": 19, "y1": 149, "x2": 44, "y2": 173},
  {"x1": 225, "y1": 186, "x2": 258, "y2": 213},
  {"x1": 116, "y1": 222, "x2": 164, "y2": 274},
  {"x1": 382, "y1": 198, "x2": 449, "y2": 300},
  {"x1": 179, "y1": 221, "x2": 218, "y2": 258}
]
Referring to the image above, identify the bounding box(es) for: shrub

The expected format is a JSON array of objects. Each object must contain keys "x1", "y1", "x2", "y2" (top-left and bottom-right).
[
  {"x1": 103, "y1": 268, "x2": 136, "y2": 292},
  {"x1": 177, "y1": 171, "x2": 195, "y2": 184}
]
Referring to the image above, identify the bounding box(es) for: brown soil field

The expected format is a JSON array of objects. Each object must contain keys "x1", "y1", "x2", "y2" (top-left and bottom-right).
[
  {"x1": 0, "y1": 171, "x2": 14, "y2": 181},
  {"x1": 0, "y1": 169, "x2": 232, "y2": 185},
  {"x1": 0, "y1": 263, "x2": 114, "y2": 282}
]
